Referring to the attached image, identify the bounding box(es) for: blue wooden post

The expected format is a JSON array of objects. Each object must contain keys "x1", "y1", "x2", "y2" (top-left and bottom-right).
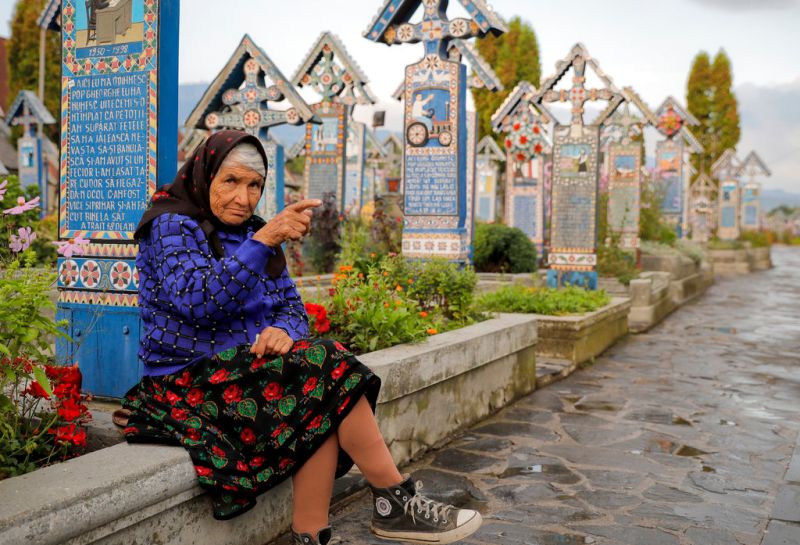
[
  {"x1": 55, "y1": 0, "x2": 180, "y2": 398},
  {"x1": 363, "y1": 0, "x2": 507, "y2": 262}
]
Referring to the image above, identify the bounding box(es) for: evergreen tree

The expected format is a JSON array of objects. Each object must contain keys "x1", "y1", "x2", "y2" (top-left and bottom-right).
[
  {"x1": 686, "y1": 52, "x2": 713, "y2": 171},
  {"x1": 710, "y1": 50, "x2": 741, "y2": 159},
  {"x1": 685, "y1": 49, "x2": 741, "y2": 172},
  {"x1": 7, "y1": 0, "x2": 61, "y2": 139},
  {"x1": 472, "y1": 16, "x2": 541, "y2": 141}
]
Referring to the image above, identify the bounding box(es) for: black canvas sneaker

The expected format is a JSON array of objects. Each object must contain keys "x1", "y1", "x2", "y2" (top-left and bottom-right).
[
  {"x1": 370, "y1": 476, "x2": 482, "y2": 543},
  {"x1": 291, "y1": 526, "x2": 339, "y2": 545}
]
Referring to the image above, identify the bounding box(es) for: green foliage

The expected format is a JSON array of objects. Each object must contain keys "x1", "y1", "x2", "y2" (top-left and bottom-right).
[
  {"x1": 597, "y1": 243, "x2": 638, "y2": 286},
  {"x1": 7, "y1": 0, "x2": 61, "y2": 140},
  {"x1": 686, "y1": 49, "x2": 741, "y2": 171},
  {"x1": 405, "y1": 258, "x2": 477, "y2": 323},
  {"x1": 286, "y1": 156, "x2": 305, "y2": 176},
  {"x1": 370, "y1": 196, "x2": 402, "y2": 255},
  {"x1": 640, "y1": 240, "x2": 681, "y2": 256},
  {"x1": 674, "y1": 239, "x2": 707, "y2": 264},
  {"x1": 639, "y1": 184, "x2": 677, "y2": 245},
  {"x1": 708, "y1": 239, "x2": 744, "y2": 250},
  {"x1": 738, "y1": 230, "x2": 771, "y2": 248},
  {"x1": 476, "y1": 285, "x2": 610, "y2": 316},
  {"x1": 473, "y1": 222, "x2": 537, "y2": 273},
  {"x1": 336, "y1": 216, "x2": 373, "y2": 272},
  {"x1": 473, "y1": 16, "x2": 541, "y2": 141},
  {"x1": 303, "y1": 192, "x2": 341, "y2": 274}
]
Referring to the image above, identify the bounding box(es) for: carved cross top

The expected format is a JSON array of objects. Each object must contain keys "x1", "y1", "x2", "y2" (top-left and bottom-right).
[
  {"x1": 205, "y1": 58, "x2": 300, "y2": 135},
  {"x1": 540, "y1": 60, "x2": 615, "y2": 128},
  {"x1": 609, "y1": 103, "x2": 644, "y2": 144},
  {"x1": 385, "y1": 0, "x2": 484, "y2": 58}
]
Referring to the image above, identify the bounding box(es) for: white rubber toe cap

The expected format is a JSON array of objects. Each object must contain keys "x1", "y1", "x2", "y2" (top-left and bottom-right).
[{"x1": 456, "y1": 509, "x2": 478, "y2": 526}]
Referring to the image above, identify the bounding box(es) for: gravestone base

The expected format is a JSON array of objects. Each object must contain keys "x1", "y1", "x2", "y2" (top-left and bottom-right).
[
  {"x1": 547, "y1": 269, "x2": 598, "y2": 290},
  {"x1": 402, "y1": 228, "x2": 469, "y2": 262}
]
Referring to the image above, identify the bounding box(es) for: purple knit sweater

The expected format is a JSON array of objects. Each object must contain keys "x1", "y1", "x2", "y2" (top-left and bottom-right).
[{"x1": 137, "y1": 213, "x2": 309, "y2": 376}]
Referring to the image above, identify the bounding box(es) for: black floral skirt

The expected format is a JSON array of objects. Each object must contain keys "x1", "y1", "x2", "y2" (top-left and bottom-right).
[{"x1": 121, "y1": 338, "x2": 381, "y2": 520}]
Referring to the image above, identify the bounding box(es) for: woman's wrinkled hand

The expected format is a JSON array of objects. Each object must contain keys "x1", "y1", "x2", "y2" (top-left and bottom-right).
[
  {"x1": 250, "y1": 326, "x2": 294, "y2": 357},
  {"x1": 253, "y1": 199, "x2": 322, "y2": 247}
]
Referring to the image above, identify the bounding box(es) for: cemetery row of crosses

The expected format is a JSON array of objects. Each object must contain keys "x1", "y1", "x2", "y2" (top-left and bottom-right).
[{"x1": 8, "y1": 0, "x2": 772, "y2": 294}]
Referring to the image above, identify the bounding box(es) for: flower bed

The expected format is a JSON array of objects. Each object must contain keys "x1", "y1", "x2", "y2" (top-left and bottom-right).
[{"x1": 476, "y1": 285, "x2": 611, "y2": 316}]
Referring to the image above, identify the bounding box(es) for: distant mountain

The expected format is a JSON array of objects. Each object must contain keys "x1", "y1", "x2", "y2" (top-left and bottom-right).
[{"x1": 762, "y1": 189, "x2": 800, "y2": 213}]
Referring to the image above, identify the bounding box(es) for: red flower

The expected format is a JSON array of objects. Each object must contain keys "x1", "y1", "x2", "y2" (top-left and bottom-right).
[
  {"x1": 222, "y1": 484, "x2": 237, "y2": 491},
  {"x1": 171, "y1": 408, "x2": 189, "y2": 421},
  {"x1": 209, "y1": 369, "x2": 230, "y2": 384},
  {"x1": 293, "y1": 340, "x2": 311, "y2": 351},
  {"x1": 271, "y1": 422, "x2": 288, "y2": 438},
  {"x1": 186, "y1": 389, "x2": 204, "y2": 407},
  {"x1": 195, "y1": 466, "x2": 212, "y2": 477},
  {"x1": 236, "y1": 461, "x2": 249, "y2": 472},
  {"x1": 223, "y1": 385, "x2": 243, "y2": 404},
  {"x1": 513, "y1": 123, "x2": 521, "y2": 131},
  {"x1": 23, "y1": 381, "x2": 50, "y2": 399},
  {"x1": 331, "y1": 362, "x2": 347, "y2": 380},
  {"x1": 212, "y1": 445, "x2": 226, "y2": 458},
  {"x1": 308, "y1": 415, "x2": 323, "y2": 430},
  {"x1": 334, "y1": 342, "x2": 347, "y2": 352},
  {"x1": 53, "y1": 382, "x2": 78, "y2": 400},
  {"x1": 279, "y1": 458, "x2": 293, "y2": 470},
  {"x1": 263, "y1": 382, "x2": 283, "y2": 401},
  {"x1": 505, "y1": 139, "x2": 512, "y2": 149},
  {"x1": 315, "y1": 319, "x2": 331, "y2": 334},
  {"x1": 328, "y1": 287, "x2": 336, "y2": 297},
  {"x1": 303, "y1": 377, "x2": 318, "y2": 395},
  {"x1": 534, "y1": 143, "x2": 543, "y2": 154},
  {"x1": 57, "y1": 397, "x2": 85, "y2": 422},
  {"x1": 250, "y1": 456, "x2": 265, "y2": 468},
  {"x1": 186, "y1": 427, "x2": 201, "y2": 441},
  {"x1": 533, "y1": 125, "x2": 541, "y2": 135},
  {"x1": 519, "y1": 135, "x2": 528, "y2": 145},
  {"x1": 174, "y1": 370, "x2": 192, "y2": 387},
  {"x1": 50, "y1": 423, "x2": 86, "y2": 447},
  {"x1": 166, "y1": 391, "x2": 181, "y2": 405},
  {"x1": 240, "y1": 428, "x2": 256, "y2": 445},
  {"x1": 337, "y1": 397, "x2": 351, "y2": 414},
  {"x1": 250, "y1": 356, "x2": 267, "y2": 370}
]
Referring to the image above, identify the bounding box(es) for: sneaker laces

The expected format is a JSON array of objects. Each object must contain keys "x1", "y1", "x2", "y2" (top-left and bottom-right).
[{"x1": 403, "y1": 480, "x2": 454, "y2": 525}]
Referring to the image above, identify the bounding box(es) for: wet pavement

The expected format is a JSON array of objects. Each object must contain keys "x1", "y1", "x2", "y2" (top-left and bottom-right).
[{"x1": 324, "y1": 246, "x2": 800, "y2": 545}]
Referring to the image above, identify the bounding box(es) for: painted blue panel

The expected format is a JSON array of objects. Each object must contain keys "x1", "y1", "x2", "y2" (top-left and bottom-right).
[
  {"x1": 547, "y1": 269, "x2": 598, "y2": 290},
  {"x1": 65, "y1": 72, "x2": 149, "y2": 233},
  {"x1": 660, "y1": 175, "x2": 682, "y2": 214},
  {"x1": 405, "y1": 154, "x2": 458, "y2": 215},
  {"x1": 477, "y1": 196, "x2": 492, "y2": 221},
  {"x1": 513, "y1": 194, "x2": 536, "y2": 238},
  {"x1": 64, "y1": 305, "x2": 142, "y2": 398},
  {"x1": 744, "y1": 206, "x2": 757, "y2": 226},
  {"x1": 721, "y1": 207, "x2": 736, "y2": 228}
]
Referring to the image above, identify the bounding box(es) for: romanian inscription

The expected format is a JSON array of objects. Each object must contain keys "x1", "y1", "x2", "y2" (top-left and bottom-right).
[
  {"x1": 405, "y1": 154, "x2": 458, "y2": 216},
  {"x1": 66, "y1": 73, "x2": 149, "y2": 234},
  {"x1": 512, "y1": 195, "x2": 537, "y2": 238},
  {"x1": 553, "y1": 182, "x2": 595, "y2": 249}
]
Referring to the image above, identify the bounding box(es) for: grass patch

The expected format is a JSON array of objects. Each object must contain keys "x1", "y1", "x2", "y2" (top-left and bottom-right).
[{"x1": 476, "y1": 285, "x2": 611, "y2": 316}]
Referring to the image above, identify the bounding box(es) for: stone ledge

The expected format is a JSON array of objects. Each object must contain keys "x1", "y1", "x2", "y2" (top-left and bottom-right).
[
  {"x1": 0, "y1": 314, "x2": 538, "y2": 545},
  {"x1": 534, "y1": 297, "x2": 631, "y2": 364}
]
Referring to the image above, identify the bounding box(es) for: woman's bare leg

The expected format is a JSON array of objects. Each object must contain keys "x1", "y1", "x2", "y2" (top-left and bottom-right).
[
  {"x1": 338, "y1": 395, "x2": 403, "y2": 488},
  {"x1": 291, "y1": 433, "x2": 338, "y2": 535}
]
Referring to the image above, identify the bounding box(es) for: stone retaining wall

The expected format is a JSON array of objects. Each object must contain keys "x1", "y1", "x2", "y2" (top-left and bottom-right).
[
  {"x1": 534, "y1": 297, "x2": 631, "y2": 364},
  {"x1": 709, "y1": 246, "x2": 772, "y2": 275},
  {"x1": 0, "y1": 314, "x2": 537, "y2": 545}
]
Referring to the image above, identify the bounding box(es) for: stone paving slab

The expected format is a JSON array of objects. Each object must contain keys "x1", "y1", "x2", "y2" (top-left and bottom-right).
[{"x1": 272, "y1": 247, "x2": 800, "y2": 545}]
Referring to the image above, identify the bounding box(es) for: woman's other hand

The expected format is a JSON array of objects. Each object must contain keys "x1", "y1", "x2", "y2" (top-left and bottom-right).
[
  {"x1": 253, "y1": 199, "x2": 322, "y2": 247},
  {"x1": 250, "y1": 326, "x2": 294, "y2": 357}
]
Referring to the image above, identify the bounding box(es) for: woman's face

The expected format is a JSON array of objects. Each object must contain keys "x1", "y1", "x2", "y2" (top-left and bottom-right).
[{"x1": 209, "y1": 164, "x2": 264, "y2": 226}]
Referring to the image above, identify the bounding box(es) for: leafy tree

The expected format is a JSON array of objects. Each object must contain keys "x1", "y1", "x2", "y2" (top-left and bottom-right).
[
  {"x1": 7, "y1": 0, "x2": 61, "y2": 140},
  {"x1": 686, "y1": 49, "x2": 740, "y2": 172},
  {"x1": 472, "y1": 16, "x2": 541, "y2": 141}
]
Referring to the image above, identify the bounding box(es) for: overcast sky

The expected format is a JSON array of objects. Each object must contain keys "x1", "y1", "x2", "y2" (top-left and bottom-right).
[{"x1": 1, "y1": 0, "x2": 798, "y2": 192}]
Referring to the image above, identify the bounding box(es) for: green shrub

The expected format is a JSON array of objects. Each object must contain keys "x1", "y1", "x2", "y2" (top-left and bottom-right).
[
  {"x1": 639, "y1": 185, "x2": 677, "y2": 245},
  {"x1": 597, "y1": 242, "x2": 638, "y2": 285},
  {"x1": 304, "y1": 192, "x2": 341, "y2": 274},
  {"x1": 708, "y1": 238, "x2": 744, "y2": 250},
  {"x1": 738, "y1": 230, "x2": 771, "y2": 248},
  {"x1": 370, "y1": 196, "x2": 402, "y2": 255},
  {"x1": 640, "y1": 239, "x2": 681, "y2": 256},
  {"x1": 336, "y1": 216, "x2": 372, "y2": 271},
  {"x1": 476, "y1": 285, "x2": 611, "y2": 316},
  {"x1": 674, "y1": 239, "x2": 706, "y2": 264},
  {"x1": 406, "y1": 258, "x2": 477, "y2": 323},
  {"x1": 473, "y1": 223, "x2": 537, "y2": 273}
]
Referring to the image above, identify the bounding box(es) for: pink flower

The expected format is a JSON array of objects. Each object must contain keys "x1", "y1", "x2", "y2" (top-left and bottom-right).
[
  {"x1": 10, "y1": 226, "x2": 36, "y2": 253},
  {"x1": 3, "y1": 195, "x2": 40, "y2": 215},
  {"x1": 53, "y1": 237, "x2": 90, "y2": 258},
  {"x1": 0, "y1": 180, "x2": 7, "y2": 201}
]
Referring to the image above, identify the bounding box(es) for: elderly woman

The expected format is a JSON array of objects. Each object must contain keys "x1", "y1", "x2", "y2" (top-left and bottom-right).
[{"x1": 122, "y1": 131, "x2": 481, "y2": 545}]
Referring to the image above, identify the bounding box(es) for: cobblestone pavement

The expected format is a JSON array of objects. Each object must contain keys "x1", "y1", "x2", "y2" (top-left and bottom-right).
[{"x1": 324, "y1": 246, "x2": 800, "y2": 545}]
